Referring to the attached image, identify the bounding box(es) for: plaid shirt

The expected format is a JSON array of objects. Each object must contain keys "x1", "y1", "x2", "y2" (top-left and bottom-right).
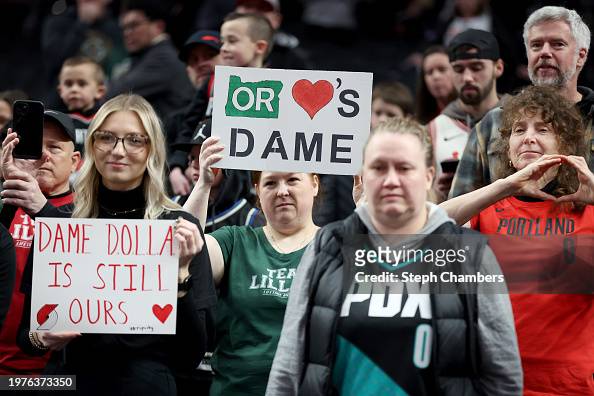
[{"x1": 450, "y1": 88, "x2": 594, "y2": 198}]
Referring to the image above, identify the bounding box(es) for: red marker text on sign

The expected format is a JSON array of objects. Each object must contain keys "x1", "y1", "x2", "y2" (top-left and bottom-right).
[
  {"x1": 69, "y1": 298, "x2": 128, "y2": 325},
  {"x1": 38, "y1": 221, "x2": 91, "y2": 254},
  {"x1": 107, "y1": 224, "x2": 174, "y2": 256},
  {"x1": 48, "y1": 262, "x2": 72, "y2": 287},
  {"x1": 93, "y1": 263, "x2": 169, "y2": 292}
]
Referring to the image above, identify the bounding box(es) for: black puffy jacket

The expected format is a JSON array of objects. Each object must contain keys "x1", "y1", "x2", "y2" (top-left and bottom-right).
[{"x1": 299, "y1": 213, "x2": 487, "y2": 396}]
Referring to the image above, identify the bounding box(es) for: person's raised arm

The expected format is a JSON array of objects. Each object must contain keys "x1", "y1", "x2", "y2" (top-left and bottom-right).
[
  {"x1": 441, "y1": 155, "x2": 562, "y2": 224},
  {"x1": 182, "y1": 136, "x2": 226, "y2": 284},
  {"x1": 205, "y1": 235, "x2": 224, "y2": 286}
]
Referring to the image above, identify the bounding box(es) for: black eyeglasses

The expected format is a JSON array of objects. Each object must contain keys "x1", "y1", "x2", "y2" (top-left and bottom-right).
[{"x1": 93, "y1": 131, "x2": 149, "y2": 154}]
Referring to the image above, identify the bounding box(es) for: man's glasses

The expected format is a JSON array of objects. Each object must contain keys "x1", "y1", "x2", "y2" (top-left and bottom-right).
[{"x1": 93, "y1": 131, "x2": 149, "y2": 154}]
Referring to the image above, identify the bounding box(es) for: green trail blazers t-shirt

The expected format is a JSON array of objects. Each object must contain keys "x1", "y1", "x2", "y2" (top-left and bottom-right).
[{"x1": 209, "y1": 226, "x2": 307, "y2": 396}]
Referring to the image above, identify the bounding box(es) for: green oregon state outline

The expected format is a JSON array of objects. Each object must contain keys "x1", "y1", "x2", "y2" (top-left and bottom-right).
[{"x1": 225, "y1": 75, "x2": 283, "y2": 118}]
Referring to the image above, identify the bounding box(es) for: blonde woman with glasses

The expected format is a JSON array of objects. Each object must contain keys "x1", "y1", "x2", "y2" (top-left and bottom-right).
[{"x1": 8, "y1": 94, "x2": 216, "y2": 395}]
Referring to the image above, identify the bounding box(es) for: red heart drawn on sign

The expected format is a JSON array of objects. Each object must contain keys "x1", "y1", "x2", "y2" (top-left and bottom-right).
[
  {"x1": 152, "y1": 304, "x2": 173, "y2": 324},
  {"x1": 292, "y1": 79, "x2": 334, "y2": 119}
]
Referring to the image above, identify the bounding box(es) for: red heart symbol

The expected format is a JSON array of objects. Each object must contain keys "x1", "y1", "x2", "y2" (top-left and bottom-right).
[
  {"x1": 292, "y1": 79, "x2": 334, "y2": 119},
  {"x1": 152, "y1": 304, "x2": 173, "y2": 324}
]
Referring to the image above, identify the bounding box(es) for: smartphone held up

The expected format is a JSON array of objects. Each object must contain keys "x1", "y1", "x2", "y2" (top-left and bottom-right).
[{"x1": 11, "y1": 100, "x2": 44, "y2": 159}]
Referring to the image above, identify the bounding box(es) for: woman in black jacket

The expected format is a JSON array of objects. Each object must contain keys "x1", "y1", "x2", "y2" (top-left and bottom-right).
[
  {"x1": 10, "y1": 94, "x2": 216, "y2": 395},
  {"x1": 266, "y1": 117, "x2": 522, "y2": 395}
]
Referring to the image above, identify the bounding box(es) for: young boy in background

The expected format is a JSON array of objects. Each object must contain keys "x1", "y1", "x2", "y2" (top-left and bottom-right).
[
  {"x1": 220, "y1": 12, "x2": 273, "y2": 68},
  {"x1": 168, "y1": 12, "x2": 274, "y2": 196},
  {"x1": 57, "y1": 56, "x2": 106, "y2": 151}
]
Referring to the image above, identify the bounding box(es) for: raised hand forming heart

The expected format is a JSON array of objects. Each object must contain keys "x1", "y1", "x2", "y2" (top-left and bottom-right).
[
  {"x1": 555, "y1": 155, "x2": 594, "y2": 205},
  {"x1": 509, "y1": 154, "x2": 563, "y2": 201},
  {"x1": 508, "y1": 154, "x2": 594, "y2": 204}
]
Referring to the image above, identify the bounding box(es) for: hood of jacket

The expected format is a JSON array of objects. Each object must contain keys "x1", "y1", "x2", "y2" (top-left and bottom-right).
[{"x1": 577, "y1": 86, "x2": 594, "y2": 119}]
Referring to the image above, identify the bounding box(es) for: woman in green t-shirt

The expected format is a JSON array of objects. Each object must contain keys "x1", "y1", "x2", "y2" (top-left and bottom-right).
[{"x1": 183, "y1": 136, "x2": 320, "y2": 396}]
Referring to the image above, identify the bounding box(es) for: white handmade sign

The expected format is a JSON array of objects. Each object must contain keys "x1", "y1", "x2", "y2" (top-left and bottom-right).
[
  {"x1": 212, "y1": 66, "x2": 373, "y2": 175},
  {"x1": 30, "y1": 218, "x2": 179, "y2": 334}
]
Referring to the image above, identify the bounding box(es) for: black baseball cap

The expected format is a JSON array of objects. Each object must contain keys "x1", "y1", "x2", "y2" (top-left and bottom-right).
[
  {"x1": 172, "y1": 118, "x2": 212, "y2": 151},
  {"x1": 448, "y1": 29, "x2": 500, "y2": 62},
  {"x1": 179, "y1": 31, "x2": 221, "y2": 63},
  {"x1": 44, "y1": 110, "x2": 76, "y2": 143}
]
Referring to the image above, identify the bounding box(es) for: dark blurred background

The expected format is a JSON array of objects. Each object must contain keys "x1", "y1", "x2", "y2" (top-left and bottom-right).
[{"x1": 1, "y1": 0, "x2": 593, "y2": 101}]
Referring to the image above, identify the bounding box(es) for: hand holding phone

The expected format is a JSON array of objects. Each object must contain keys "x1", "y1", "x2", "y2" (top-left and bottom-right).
[
  {"x1": 1, "y1": 129, "x2": 44, "y2": 180},
  {"x1": 12, "y1": 100, "x2": 44, "y2": 159}
]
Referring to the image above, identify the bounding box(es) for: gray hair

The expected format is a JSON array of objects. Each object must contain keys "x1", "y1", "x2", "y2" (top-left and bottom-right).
[{"x1": 523, "y1": 6, "x2": 591, "y2": 54}]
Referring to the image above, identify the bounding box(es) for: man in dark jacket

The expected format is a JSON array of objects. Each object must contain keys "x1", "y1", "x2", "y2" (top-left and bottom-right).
[
  {"x1": 428, "y1": 29, "x2": 504, "y2": 201},
  {"x1": 106, "y1": 0, "x2": 194, "y2": 118},
  {"x1": 41, "y1": 0, "x2": 127, "y2": 108},
  {"x1": 167, "y1": 30, "x2": 222, "y2": 196}
]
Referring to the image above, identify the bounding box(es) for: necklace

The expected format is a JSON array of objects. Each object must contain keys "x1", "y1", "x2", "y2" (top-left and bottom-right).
[
  {"x1": 265, "y1": 226, "x2": 317, "y2": 254},
  {"x1": 99, "y1": 205, "x2": 145, "y2": 217}
]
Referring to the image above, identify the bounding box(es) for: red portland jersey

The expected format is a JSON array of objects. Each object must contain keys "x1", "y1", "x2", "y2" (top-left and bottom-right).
[
  {"x1": 0, "y1": 193, "x2": 74, "y2": 374},
  {"x1": 472, "y1": 197, "x2": 594, "y2": 395}
]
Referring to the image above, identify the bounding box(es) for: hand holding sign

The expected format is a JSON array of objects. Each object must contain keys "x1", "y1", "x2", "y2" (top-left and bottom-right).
[
  {"x1": 352, "y1": 174, "x2": 366, "y2": 207},
  {"x1": 174, "y1": 217, "x2": 203, "y2": 277},
  {"x1": 197, "y1": 136, "x2": 224, "y2": 188},
  {"x1": 37, "y1": 330, "x2": 81, "y2": 351}
]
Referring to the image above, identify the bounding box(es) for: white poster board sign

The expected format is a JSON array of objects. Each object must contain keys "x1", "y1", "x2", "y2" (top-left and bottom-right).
[
  {"x1": 212, "y1": 66, "x2": 373, "y2": 175},
  {"x1": 31, "y1": 218, "x2": 179, "y2": 334}
]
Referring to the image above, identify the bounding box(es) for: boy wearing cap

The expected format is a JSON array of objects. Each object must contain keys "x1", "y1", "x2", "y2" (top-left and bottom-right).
[
  {"x1": 167, "y1": 30, "x2": 222, "y2": 196},
  {"x1": 428, "y1": 29, "x2": 504, "y2": 201},
  {"x1": 0, "y1": 111, "x2": 80, "y2": 375}
]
